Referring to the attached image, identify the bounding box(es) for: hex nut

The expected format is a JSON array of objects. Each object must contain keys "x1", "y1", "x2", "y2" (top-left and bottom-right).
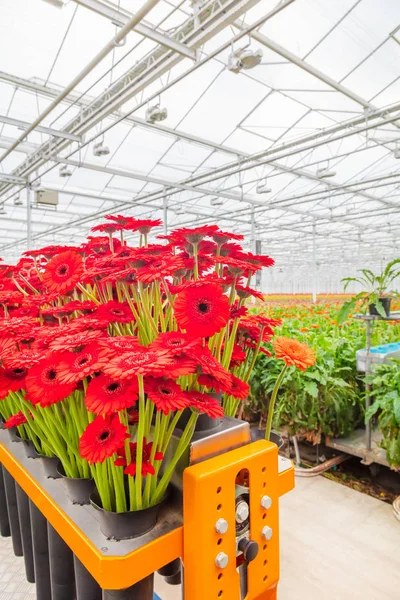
[
  {"x1": 261, "y1": 495, "x2": 272, "y2": 510},
  {"x1": 236, "y1": 501, "x2": 249, "y2": 523},
  {"x1": 215, "y1": 518, "x2": 229, "y2": 534},
  {"x1": 261, "y1": 526, "x2": 273, "y2": 541},
  {"x1": 215, "y1": 552, "x2": 229, "y2": 569}
]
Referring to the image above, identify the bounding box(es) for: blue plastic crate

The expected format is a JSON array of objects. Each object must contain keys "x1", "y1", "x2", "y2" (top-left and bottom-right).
[{"x1": 154, "y1": 594, "x2": 162, "y2": 600}]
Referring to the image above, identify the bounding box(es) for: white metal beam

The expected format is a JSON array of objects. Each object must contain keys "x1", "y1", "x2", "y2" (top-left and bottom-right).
[
  {"x1": 73, "y1": 0, "x2": 197, "y2": 60},
  {"x1": 0, "y1": 115, "x2": 82, "y2": 143}
]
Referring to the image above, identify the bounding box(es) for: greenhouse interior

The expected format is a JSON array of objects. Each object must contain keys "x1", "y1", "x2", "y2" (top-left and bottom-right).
[{"x1": 0, "y1": 0, "x2": 400, "y2": 599}]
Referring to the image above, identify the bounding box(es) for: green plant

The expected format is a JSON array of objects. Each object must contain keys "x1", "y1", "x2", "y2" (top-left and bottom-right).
[
  {"x1": 365, "y1": 360, "x2": 400, "y2": 468},
  {"x1": 338, "y1": 258, "x2": 400, "y2": 322}
]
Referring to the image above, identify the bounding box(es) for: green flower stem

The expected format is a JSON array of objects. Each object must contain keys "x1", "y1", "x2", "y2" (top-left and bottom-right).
[
  {"x1": 144, "y1": 401, "x2": 154, "y2": 440},
  {"x1": 109, "y1": 460, "x2": 127, "y2": 513},
  {"x1": 152, "y1": 411, "x2": 198, "y2": 505},
  {"x1": 143, "y1": 410, "x2": 162, "y2": 508},
  {"x1": 135, "y1": 376, "x2": 146, "y2": 510},
  {"x1": 193, "y1": 243, "x2": 199, "y2": 279},
  {"x1": 162, "y1": 410, "x2": 183, "y2": 455},
  {"x1": 243, "y1": 330, "x2": 264, "y2": 383},
  {"x1": 155, "y1": 284, "x2": 166, "y2": 332},
  {"x1": 265, "y1": 365, "x2": 288, "y2": 441},
  {"x1": 151, "y1": 412, "x2": 170, "y2": 496}
]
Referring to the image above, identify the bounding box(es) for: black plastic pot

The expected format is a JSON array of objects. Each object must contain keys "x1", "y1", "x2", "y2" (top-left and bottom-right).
[
  {"x1": 29, "y1": 499, "x2": 52, "y2": 600},
  {"x1": 15, "y1": 483, "x2": 35, "y2": 583},
  {"x1": 7, "y1": 427, "x2": 22, "y2": 443},
  {"x1": 157, "y1": 558, "x2": 182, "y2": 585},
  {"x1": 38, "y1": 456, "x2": 61, "y2": 479},
  {"x1": 0, "y1": 465, "x2": 10, "y2": 537},
  {"x1": 47, "y1": 522, "x2": 75, "y2": 600},
  {"x1": 103, "y1": 574, "x2": 154, "y2": 600},
  {"x1": 73, "y1": 555, "x2": 102, "y2": 600},
  {"x1": 177, "y1": 393, "x2": 222, "y2": 432},
  {"x1": 20, "y1": 438, "x2": 40, "y2": 459},
  {"x1": 57, "y1": 465, "x2": 95, "y2": 505},
  {"x1": 250, "y1": 428, "x2": 284, "y2": 449},
  {"x1": 369, "y1": 297, "x2": 391, "y2": 317},
  {"x1": 90, "y1": 493, "x2": 162, "y2": 540},
  {"x1": 2, "y1": 467, "x2": 23, "y2": 556}
]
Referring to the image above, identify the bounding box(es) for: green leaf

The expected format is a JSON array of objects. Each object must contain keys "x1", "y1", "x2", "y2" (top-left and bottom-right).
[
  {"x1": 337, "y1": 300, "x2": 355, "y2": 324},
  {"x1": 393, "y1": 395, "x2": 400, "y2": 425},
  {"x1": 304, "y1": 380, "x2": 318, "y2": 398}
]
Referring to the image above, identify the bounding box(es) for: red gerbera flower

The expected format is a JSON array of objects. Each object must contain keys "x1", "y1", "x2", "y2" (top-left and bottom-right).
[
  {"x1": 42, "y1": 251, "x2": 84, "y2": 294},
  {"x1": 85, "y1": 374, "x2": 138, "y2": 415},
  {"x1": 173, "y1": 225, "x2": 219, "y2": 245},
  {"x1": 188, "y1": 347, "x2": 231, "y2": 386},
  {"x1": 145, "y1": 377, "x2": 189, "y2": 415},
  {"x1": 97, "y1": 336, "x2": 141, "y2": 356},
  {"x1": 3, "y1": 411, "x2": 28, "y2": 429},
  {"x1": 115, "y1": 439, "x2": 164, "y2": 476},
  {"x1": 162, "y1": 355, "x2": 198, "y2": 379},
  {"x1": 228, "y1": 375, "x2": 250, "y2": 400},
  {"x1": 94, "y1": 301, "x2": 134, "y2": 324},
  {"x1": 235, "y1": 285, "x2": 265, "y2": 301},
  {"x1": 230, "y1": 302, "x2": 248, "y2": 319},
  {"x1": 150, "y1": 332, "x2": 201, "y2": 356},
  {"x1": 136, "y1": 256, "x2": 185, "y2": 284},
  {"x1": 91, "y1": 222, "x2": 123, "y2": 234},
  {"x1": 125, "y1": 218, "x2": 162, "y2": 235},
  {"x1": 0, "y1": 366, "x2": 28, "y2": 399},
  {"x1": 183, "y1": 391, "x2": 224, "y2": 419},
  {"x1": 174, "y1": 284, "x2": 230, "y2": 338},
  {"x1": 79, "y1": 414, "x2": 129, "y2": 464},
  {"x1": 57, "y1": 343, "x2": 107, "y2": 384},
  {"x1": 197, "y1": 374, "x2": 230, "y2": 394},
  {"x1": 229, "y1": 344, "x2": 247, "y2": 367},
  {"x1": 212, "y1": 230, "x2": 244, "y2": 244},
  {"x1": 104, "y1": 347, "x2": 174, "y2": 379},
  {"x1": 3, "y1": 350, "x2": 42, "y2": 369},
  {"x1": 48, "y1": 329, "x2": 104, "y2": 352},
  {"x1": 25, "y1": 356, "x2": 76, "y2": 407}
]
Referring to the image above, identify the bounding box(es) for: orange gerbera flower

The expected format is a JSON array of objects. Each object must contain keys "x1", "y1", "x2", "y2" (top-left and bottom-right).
[{"x1": 273, "y1": 337, "x2": 316, "y2": 371}]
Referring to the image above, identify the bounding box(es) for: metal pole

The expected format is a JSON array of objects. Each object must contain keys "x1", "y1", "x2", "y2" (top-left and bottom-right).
[
  {"x1": 103, "y1": 574, "x2": 154, "y2": 599},
  {"x1": 26, "y1": 185, "x2": 32, "y2": 250},
  {"x1": 163, "y1": 188, "x2": 168, "y2": 235},
  {"x1": 365, "y1": 319, "x2": 373, "y2": 451},
  {"x1": 312, "y1": 220, "x2": 317, "y2": 303},
  {"x1": 251, "y1": 205, "x2": 256, "y2": 254}
]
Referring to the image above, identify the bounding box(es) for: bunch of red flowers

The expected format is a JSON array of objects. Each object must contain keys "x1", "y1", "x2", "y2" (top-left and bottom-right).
[{"x1": 0, "y1": 217, "x2": 278, "y2": 512}]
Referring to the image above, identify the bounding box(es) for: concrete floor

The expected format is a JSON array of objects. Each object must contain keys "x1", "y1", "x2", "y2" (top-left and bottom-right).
[{"x1": 1, "y1": 476, "x2": 399, "y2": 599}]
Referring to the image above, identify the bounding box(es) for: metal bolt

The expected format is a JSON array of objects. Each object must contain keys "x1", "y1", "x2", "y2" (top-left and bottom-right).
[
  {"x1": 215, "y1": 552, "x2": 229, "y2": 569},
  {"x1": 261, "y1": 495, "x2": 272, "y2": 510},
  {"x1": 236, "y1": 501, "x2": 249, "y2": 523},
  {"x1": 215, "y1": 518, "x2": 229, "y2": 534},
  {"x1": 261, "y1": 526, "x2": 273, "y2": 541}
]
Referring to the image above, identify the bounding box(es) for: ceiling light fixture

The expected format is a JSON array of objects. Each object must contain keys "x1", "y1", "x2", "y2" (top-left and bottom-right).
[
  {"x1": 394, "y1": 143, "x2": 400, "y2": 159},
  {"x1": 210, "y1": 196, "x2": 223, "y2": 206},
  {"x1": 0, "y1": 206, "x2": 7, "y2": 215},
  {"x1": 227, "y1": 47, "x2": 263, "y2": 74},
  {"x1": 59, "y1": 165, "x2": 73, "y2": 178},
  {"x1": 42, "y1": 0, "x2": 66, "y2": 7},
  {"x1": 174, "y1": 204, "x2": 184, "y2": 214},
  {"x1": 256, "y1": 178, "x2": 272, "y2": 194},
  {"x1": 316, "y1": 161, "x2": 336, "y2": 178},
  {"x1": 14, "y1": 194, "x2": 23, "y2": 206},
  {"x1": 146, "y1": 104, "x2": 168, "y2": 124},
  {"x1": 93, "y1": 137, "x2": 110, "y2": 157}
]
